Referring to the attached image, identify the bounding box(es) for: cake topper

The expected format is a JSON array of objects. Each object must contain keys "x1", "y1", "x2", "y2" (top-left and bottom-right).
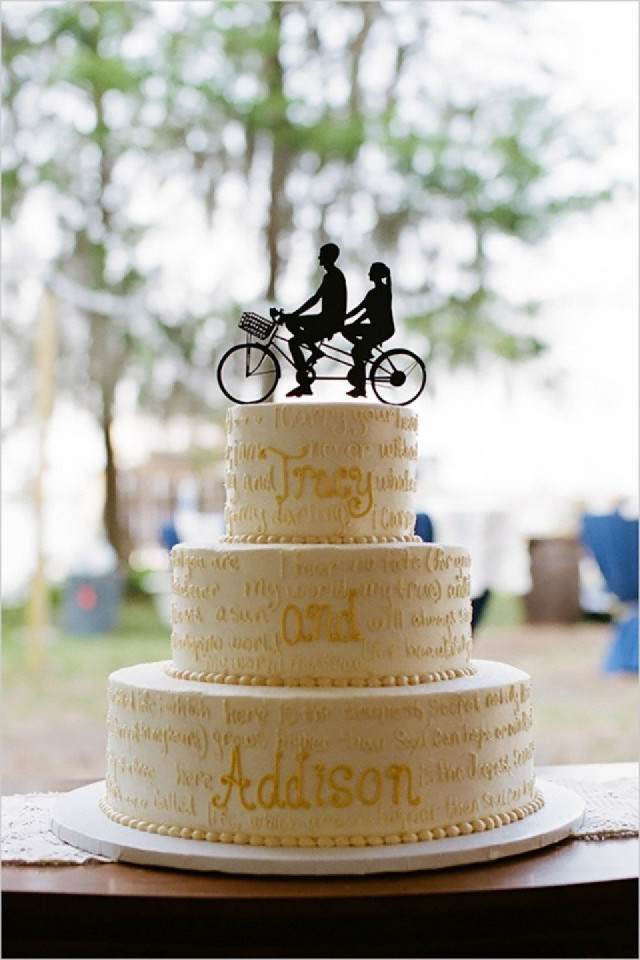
[
  {"x1": 281, "y1": 242, "x2": 346, "y2": 398},
  {"x1": 217, "y1": 244, "x2": 426, "y2": 406}
]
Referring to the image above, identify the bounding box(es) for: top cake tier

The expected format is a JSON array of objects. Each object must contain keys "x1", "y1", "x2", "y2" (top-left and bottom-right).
[{"x1": 223, "y1": 403, "x2": 420, "y2": 543}]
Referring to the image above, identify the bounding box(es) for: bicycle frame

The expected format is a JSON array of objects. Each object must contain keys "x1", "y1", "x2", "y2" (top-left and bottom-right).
[
  {"x1": 218, "y1": 316, "x2": 426, "y2": 405},
  {"x1": 247, "y1": 327, "x2": 385, "y2": 380}
]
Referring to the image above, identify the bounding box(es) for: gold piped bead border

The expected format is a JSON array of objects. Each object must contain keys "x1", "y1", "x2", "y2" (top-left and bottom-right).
[
  {"x1": 164, "y1": 663, "x2": 476, "y2": 688},
  {"x1": 219, "y1": 534, "x2": 423, "y2": 544},
  {"x1": 99, "y1": 792, "x2": 545, "y2": 848}
]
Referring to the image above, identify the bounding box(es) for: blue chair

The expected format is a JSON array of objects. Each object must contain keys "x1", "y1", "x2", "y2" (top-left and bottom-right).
[
  {"x1": 414, "y1": 512, "x2": 434, "y2": 544},
  {"x1": 581, "y1": 512, "x2": 638, "y2": 673},
  {"x1": 160, "y1": 519, "x2": 180, "y2": 551}
]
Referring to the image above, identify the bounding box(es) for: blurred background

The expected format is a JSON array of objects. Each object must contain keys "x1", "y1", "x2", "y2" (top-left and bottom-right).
[{"x1": 2, "y1": 0, "x2": 638, "y2": 782}]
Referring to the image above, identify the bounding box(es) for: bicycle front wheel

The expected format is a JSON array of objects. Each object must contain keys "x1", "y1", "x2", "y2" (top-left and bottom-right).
[
  {"x1": 217, "y1": 343, "x2": 280, "y2": 404},
  {"x1": 369, "y1": 348, "x2": 426, "y2": 406}
]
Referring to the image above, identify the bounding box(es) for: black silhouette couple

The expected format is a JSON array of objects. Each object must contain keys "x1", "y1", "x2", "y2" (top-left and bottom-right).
[{"x1": 275, "y1": 243, "x2": 395, "y2": 398}]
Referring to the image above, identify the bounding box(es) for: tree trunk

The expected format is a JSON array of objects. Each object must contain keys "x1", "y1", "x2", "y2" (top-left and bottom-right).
[
  {"x1": 101, "y1": 405, "x2": 127, "y2": 564},
  {"x1": 265, "y1": 3, "x2": 288, "y2": 302}
]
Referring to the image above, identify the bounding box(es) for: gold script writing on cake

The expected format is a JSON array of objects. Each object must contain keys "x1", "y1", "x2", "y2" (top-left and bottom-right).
[
  {"x1": 102, "y1": 403, "x2": 543, "y2": 849},
  {"x1": 259, "y1": 445, "x2": 374, "y2": 520},
  {"x1": 211, "y1": 747, "x2": 421, "y2": 811}
]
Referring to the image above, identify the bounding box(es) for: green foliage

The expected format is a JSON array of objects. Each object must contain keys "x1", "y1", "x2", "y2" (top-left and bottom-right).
[
  {"x1": 4, "y1": 1, "x2": 616, "y2": 375},
  {"x1": 2, "y1": 0, "x2": 619, "y2": 554},
  {"x1": 123, "y1": 567, "x2": 153, "y2": 600}
]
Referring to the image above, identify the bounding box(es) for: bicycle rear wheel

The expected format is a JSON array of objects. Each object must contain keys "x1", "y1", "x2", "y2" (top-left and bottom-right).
[
  {"x1": 369, "y1": 348, "x2": 426, "y2": 406},
  {"x1": 217, "y1": 343, "x2": 280, "y2": 404}
]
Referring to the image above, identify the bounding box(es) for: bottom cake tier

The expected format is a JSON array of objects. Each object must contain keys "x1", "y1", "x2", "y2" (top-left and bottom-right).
[{"x1": 102, "y1": 659, "x2": 542, "y2": 847}]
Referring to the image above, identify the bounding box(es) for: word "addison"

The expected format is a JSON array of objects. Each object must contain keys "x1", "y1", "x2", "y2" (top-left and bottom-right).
[{"x1": 211, "y1": 746, "x2": 421, "y2": 811}]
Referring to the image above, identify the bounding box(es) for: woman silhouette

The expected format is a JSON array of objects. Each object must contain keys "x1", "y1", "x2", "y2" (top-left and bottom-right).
[{"x1": 343, "y1": 261, "x2": 395, "y2": 397}]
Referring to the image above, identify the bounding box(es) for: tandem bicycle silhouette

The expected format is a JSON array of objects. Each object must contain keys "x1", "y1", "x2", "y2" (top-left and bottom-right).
[{"x1": 216, "y1": 310, "x2": 427, "y2": 406}]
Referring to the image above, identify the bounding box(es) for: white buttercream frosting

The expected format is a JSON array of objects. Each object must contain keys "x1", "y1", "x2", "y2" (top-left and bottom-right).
[
  {"x1": 224, "y1": 403, "x2": 419, "y2": 542},
  {"x1": 170, "y1": 542, "x2": 473, "y2": 685},
  {"x1": 104, "y1": 401, "x2": 544, "y2": 849},
  {"x1": 105, "y1": 660, "x2": 539, "y2": 846}
]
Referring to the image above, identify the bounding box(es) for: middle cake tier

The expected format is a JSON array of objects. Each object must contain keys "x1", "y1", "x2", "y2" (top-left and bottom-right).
[{"x1": 169, "y1": 542, "x2": 474, "y2": 687}]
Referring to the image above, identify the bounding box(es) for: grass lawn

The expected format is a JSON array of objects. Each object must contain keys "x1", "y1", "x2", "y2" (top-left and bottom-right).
[
  {"x1": 2, "y1": 594, "x2": 637, "y2": 780},
  {"x1": 2, "y1": 597, "x2": 167, "y2": 780},
  {"x1": 3, "y1": 599, "x2": 167, "y2": 722},
  {"x1": 474, "y1": 614, "x2": 638, "y2": 766}
]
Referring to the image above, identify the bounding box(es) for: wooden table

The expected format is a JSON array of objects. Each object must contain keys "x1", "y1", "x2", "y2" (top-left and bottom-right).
[{"x1": 3, "y1": 764, "x2": 638, "y2": 958}]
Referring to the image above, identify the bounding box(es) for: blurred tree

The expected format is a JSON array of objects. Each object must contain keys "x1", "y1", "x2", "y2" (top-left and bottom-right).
[
  {"x1": 168, "y1": 0, "x2": 614, "y2": 366},
  {"x1": 3, "y1": 1, "x2": 221, "y2": 559},
  {"x1": 2, "y1": 0, "x2": 616, "y2": 560}
]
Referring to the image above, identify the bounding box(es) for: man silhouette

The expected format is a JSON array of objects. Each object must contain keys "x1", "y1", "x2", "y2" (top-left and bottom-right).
[{"x1": 282, "y1": 243, "x2": 347, "y2": 397}]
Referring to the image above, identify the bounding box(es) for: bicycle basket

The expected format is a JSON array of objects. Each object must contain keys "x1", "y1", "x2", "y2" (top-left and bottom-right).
[{"x1": 239, "y1": 312, "x2": 276, "y2": 341}]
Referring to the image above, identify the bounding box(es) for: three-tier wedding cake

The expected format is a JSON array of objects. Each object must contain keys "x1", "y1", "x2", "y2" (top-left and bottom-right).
[{"x1": 101, "y1": 402, "x2": 543, "y2": 848}]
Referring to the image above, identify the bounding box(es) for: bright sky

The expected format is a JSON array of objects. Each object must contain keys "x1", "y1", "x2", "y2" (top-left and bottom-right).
[{"x1": 2, "y1": 0, "x2": 638, "y2": 598}]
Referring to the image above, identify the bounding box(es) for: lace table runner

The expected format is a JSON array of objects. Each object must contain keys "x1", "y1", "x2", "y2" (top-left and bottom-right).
[
  {"x1": 549, "y1": 775, "x2": 638, "y2": 841},
  {"x1": 2, "y1": 775, "x2": 637, "y2": 865},
  {"x1": 2, "y1": 792, "x2": 110, "y2": 865}
]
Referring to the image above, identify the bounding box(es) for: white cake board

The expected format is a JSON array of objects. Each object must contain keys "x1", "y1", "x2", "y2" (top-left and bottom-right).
[{"x1": 51, "y1": 779, "x2": 584, "y2": 876}]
